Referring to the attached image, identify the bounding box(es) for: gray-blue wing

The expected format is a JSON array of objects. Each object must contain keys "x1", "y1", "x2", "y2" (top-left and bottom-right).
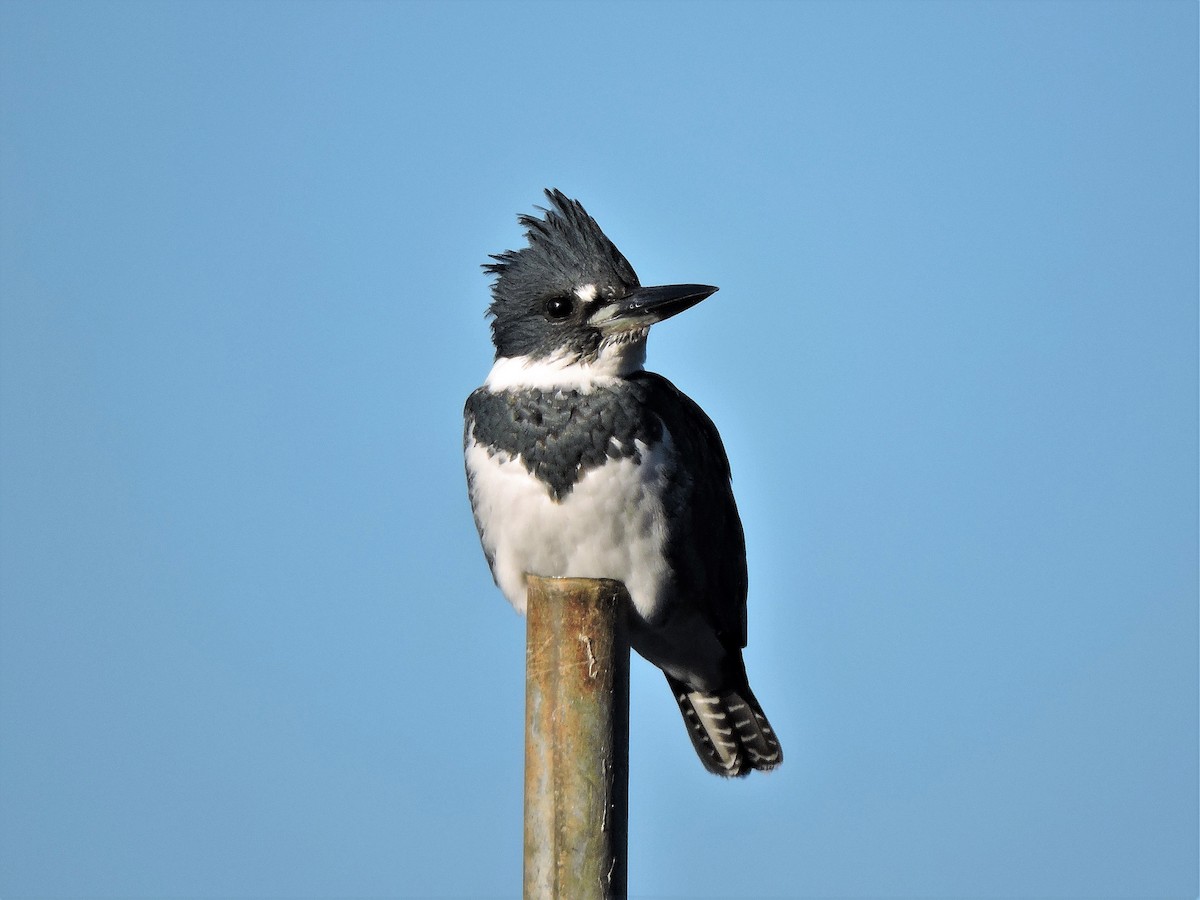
[{"x1": 629, "y1": 371, "x2": 749, "y2": 650}]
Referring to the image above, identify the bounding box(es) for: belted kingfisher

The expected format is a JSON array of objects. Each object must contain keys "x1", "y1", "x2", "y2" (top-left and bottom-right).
[{"x1": 463, "y1": 189, "x2": 781, "y2": 776}]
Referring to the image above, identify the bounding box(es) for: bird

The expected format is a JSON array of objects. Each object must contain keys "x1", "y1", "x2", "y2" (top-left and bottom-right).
[{"x1": 463, "y1": 189, "x2": 781, "y2": 776}]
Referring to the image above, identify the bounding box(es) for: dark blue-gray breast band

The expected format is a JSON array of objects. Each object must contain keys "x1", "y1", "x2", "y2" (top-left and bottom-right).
[{"x1": 465, "y1": 384, "x2": 663, "y2": 501}]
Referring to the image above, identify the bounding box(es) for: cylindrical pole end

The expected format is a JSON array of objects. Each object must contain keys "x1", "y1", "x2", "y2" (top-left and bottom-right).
[{"x1": 523, "y1": 575, "x2": 630, "y2": 900}]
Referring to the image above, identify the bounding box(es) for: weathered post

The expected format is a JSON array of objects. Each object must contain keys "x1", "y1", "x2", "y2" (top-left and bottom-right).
[{"x1": 523, "y1": 575, "x2": 630, "y2": 900}]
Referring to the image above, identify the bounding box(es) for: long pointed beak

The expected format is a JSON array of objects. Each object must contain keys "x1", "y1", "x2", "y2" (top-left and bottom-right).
[{"x1": 588, "y1": 283, "x2": 719, "y2": 331}]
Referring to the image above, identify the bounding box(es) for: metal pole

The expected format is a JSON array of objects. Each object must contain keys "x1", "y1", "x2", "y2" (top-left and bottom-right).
[{"x1": 523, "y1": 575, "x2": 630, "y2": 900}]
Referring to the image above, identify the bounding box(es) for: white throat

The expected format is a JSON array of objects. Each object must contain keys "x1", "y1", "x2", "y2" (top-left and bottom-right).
[{"x1": 485, "y1": 331, "x2": 648, "y2": 391}]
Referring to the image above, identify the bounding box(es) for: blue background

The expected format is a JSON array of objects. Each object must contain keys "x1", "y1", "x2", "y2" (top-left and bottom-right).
[{"x1": 1, "y1": 2, "x2": 1195, "y2": 897}]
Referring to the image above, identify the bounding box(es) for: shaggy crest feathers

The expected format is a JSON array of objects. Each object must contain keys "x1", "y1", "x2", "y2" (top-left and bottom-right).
[{"x1": 483, "y1": 188, "x2": 641, "y2": 314}]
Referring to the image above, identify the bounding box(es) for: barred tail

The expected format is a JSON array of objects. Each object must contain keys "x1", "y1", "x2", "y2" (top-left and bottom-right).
[{"x1": 667, "y1": 675, "x2": 783, "y2": 777}]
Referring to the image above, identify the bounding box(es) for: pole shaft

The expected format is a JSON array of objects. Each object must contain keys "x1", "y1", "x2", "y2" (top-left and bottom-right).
[{"x1": 523, "y1": 576, "x2": 630, "y2": 900}]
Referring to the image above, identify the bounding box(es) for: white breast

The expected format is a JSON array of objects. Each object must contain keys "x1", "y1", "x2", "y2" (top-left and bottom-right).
[{"x1": 465, "y1": 425, "x2": 676, "y2": 623}]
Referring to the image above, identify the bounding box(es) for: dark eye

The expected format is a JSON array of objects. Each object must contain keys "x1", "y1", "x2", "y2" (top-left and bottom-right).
[{"x1": 545, "y1": 297, "x2": 573, "y2": 320}]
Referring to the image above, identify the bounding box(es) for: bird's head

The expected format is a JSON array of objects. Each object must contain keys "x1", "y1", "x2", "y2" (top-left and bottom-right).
[{"x1": 483, "y1": 189, "x2": 717, "y2": 376}]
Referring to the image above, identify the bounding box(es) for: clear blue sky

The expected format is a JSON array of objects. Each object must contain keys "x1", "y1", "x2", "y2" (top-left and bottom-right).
[{"x1": 1, "y1": 2, "x2": 1195, "y2": 897}]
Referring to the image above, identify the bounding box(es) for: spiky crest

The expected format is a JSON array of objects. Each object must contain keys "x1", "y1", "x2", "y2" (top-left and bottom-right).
[{"x1": 483, "y1": 189, "x2": 640, "y2": 317}]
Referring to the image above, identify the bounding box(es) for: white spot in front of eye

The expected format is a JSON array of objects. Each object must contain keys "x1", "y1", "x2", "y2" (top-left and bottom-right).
[{"x1": 575, "y1": 283, "x2": 598, "y2": 302}]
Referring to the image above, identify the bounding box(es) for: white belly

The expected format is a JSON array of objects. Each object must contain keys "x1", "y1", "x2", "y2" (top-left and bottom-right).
[{"x1": 465, "y1": 430, "x2": 676, "y2": 623}]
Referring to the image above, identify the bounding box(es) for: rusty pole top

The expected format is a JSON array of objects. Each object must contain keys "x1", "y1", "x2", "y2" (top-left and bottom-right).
[{"x1": 523, "y1": 575, "x2": 630, "y2": 900}]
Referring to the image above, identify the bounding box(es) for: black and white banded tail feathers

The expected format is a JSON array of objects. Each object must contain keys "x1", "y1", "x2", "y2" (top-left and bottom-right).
[{"x1": 667, "y1": 675, "x2": 782, "y2": 777}]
